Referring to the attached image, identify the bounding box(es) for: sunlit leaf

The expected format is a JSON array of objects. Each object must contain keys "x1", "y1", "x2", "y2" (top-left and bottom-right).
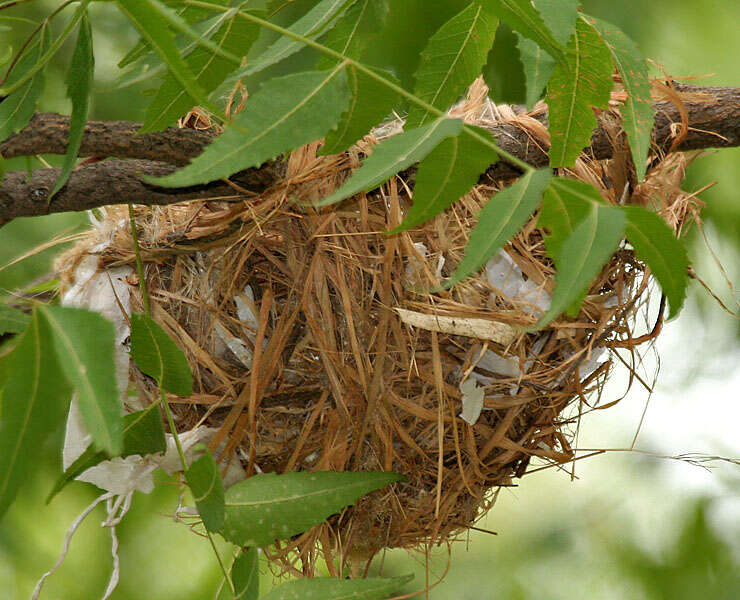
[
  {"x1": 516, "y1": 0, "x2": 578, "y2": 108},
  {"x1": 406, "y1": 3, "x2": 498, "y2": 128},
  {"x1": 546, "y1": 17, "x2": 614, "y2": 167},
  {"x1": 38, "y1": 306, "x2": 122, "y2": 455},
  {"x1": 51, "y1": 13, "x2": 94, "y2": 199},
  {"x1": 392, "y1": 126, "x2": 498, "y2": 232},
  {"x1": 46, "y1": 405, "x2": 166, "y2": 503},
  {"x1": 141, "y1": 15, "x2": 260, "y2": 132},
  {"x1": 153, "y1": 67, "x2": 349, "y2": 187},
  {"x1": 0, "y1": 26, "x2": 48, "y2": 141},
  {"x1": 317, "y1": 117, "x2": 463, "y2": 206},
  {"x1": 535, "y1": 201, "x2": 626, "y2": 328},
  {"x1": 623, "y1": 206, "x2": 688, "y2": 318},
  {"x1": 446, "y1": 169, "x2": 552, "y2": 286},
  {"x1": 0, "y1": 304, "x2": 30, "y2": 335},
  {"x1": 217, "y1": 547, "x2": 259, "y2": 600},
  {"x1": 481, "y1": 0, "x2": 565, "y2": 61},
  {"x1": 262, "y1": 575, "x2": 414, "y2": 600},
  {"x1": 0, "y1": 311, "x2": 71, "y2": 519},
  {"x1": 237, "y1": 0, "x2": 356, "y2": 77},
  {"x1": 586, "y1": 16, "x2": 654, "y2": 181},
  {"x1": 129, "y1": 312, "x2": 193, "y2": 396},
  {"x1": 220, "y1": 470, "x2": 403, "y2": 547},
  {"x1": 185, "y1": 445, "x2": 225, "y2": 533}
]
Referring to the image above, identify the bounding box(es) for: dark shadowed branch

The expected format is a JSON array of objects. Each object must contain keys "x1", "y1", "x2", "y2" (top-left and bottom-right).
[{"x1": 1, "y1": 84, "x2": 738, "y2": 225}]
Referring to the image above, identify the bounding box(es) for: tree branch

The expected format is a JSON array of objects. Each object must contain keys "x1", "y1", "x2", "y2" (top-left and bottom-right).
[{"x1": 1, "y1": 84, "x2": 738, "y2": 224}]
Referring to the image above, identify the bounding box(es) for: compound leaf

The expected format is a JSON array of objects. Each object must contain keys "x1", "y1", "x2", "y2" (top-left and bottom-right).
[
  {"x1": 185, "y1": 446, "x2": 225, "y2": 533},
  {"x1": 0, "y1": 305, "x2": 30, "y2": 335}
]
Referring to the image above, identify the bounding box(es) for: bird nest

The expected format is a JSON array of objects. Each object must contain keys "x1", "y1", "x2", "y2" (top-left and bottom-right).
[{"x1": 56, "y1": 83, "x2": 699, "y2": 574}]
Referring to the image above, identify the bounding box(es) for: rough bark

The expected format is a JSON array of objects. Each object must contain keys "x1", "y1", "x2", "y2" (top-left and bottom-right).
[{"x1": 1, "y1": 84, "x2": 738, "y2": 225}]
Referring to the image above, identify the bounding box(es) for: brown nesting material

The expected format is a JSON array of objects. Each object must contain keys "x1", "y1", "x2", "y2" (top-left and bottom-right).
[{"x1": 56, "y1": 81, "x2": 700, "y2": 573}]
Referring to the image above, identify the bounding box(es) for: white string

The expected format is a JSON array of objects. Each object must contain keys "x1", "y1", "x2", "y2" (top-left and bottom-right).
[{"x1": 31, "y1": 492, "x2": 114, "y2": 600}]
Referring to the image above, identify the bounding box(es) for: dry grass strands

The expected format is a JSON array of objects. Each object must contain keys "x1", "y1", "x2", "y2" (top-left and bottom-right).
[{"x1": 56, "y1": 79, "x2": 701, "y2": 573}]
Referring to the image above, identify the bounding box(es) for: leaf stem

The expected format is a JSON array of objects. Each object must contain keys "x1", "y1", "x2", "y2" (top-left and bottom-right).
[{"x1": 183, "y1": 0, "x2": 535, "y2": 174}]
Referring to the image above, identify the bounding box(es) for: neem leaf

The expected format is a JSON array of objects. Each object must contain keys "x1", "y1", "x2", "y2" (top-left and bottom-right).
[
  {"x1": 238, "y1": 0, "x2": 355, "y2": 77},
  {"x1": 446, "y1": 169, "x2": 552, "y2": 287},
  {"x1": 392, "y1": 126, "x2": 498, "y2": 232},
  {"x1": 46, "y1": 405, "x2": 166, "y2": 503},
  {"x1": 185, "y1": 446, "x2": 225, "y2": 533},
  {"x1": 586, "y1": 16, "x2": 654, "y2": 181},
  {"x1": 481, "y1": 0, "x2": 565, "y2": 62},
  {"x1": 152, "y1": 68, "x2": 349, "y2": 187},
  {"x1": 217, "y1": 547, "x2": 259, "y2": 600},
  {"x1": 406, "y1": 3, "x2": 498, "y2": 128},
  {"x1": 38, "y1": 305, "x2": 122, "y2": 456},
  {"x1": 0, "y1": 26, "x2": 48, "y2": 141},
  {"x1": 0, "y1": 304, "x2": 30, "y2": 334},
  {"x1": 317, "y1": 117, "x2": 463, "y2": 206},
  {"x1": 516, "y1": 0, "x2": 578, "y2": 108},
  {"x1": 535, "y1": 203, "x2": 626, "y2": 328},
  {"x1": 538, "y1": 177, "x2": 594, "y2": 259},
  {"x1": 261, "y1": 575, "x2": 414, "y2": 600},
  {"x1": 623, "y1": 206, "x2": 688, "y2": 319},
  {"x1": 51, "y1": 13, "x2": 94, "y2": 199},
  {"x1": 0, "y1": 311, "x2": 71, "y2": 519},
  {"x1": 221, "y1": 470, "x2": 403, "y2": 547},
  {"x1": 115, "y1": 0, "x2": 213, "y2": 116},
  {"x1": 141, "y1": 14, "x2": 260, "y2": 133},
  {"x1": 546, "y1": 17, "x2": 614, "y2": 168},
  {"x1": 129, "y1": 312, "x2": 193, "y2": 396},
  {"x1": 320, "y1": 66, "x2": 401, "y2": 156}
]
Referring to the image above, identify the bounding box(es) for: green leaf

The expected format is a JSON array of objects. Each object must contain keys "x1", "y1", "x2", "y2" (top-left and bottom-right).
[
  {"x1": 46, "y1": 405, "x2": 167, "y2": 503},
  {"x1": 406, "y1": 3, "x2": 498, "y2": 128},
  {"x1": 185, "y1": 445, "x2": 225, "y2": 532},
  {"x1": 538, "y1": 177, "x2": 594, "y2": 259},
  {"x1": 317, "y1": 117, "x2": 463, "y2": 206},
  {"x1": 319, "y1": 66, "x2": 401, "y2": 156},
  {"x1": 623, "y1": 206, "x2": 688, "y2": 319},
  {"x1": 217, "y1": 547, "x2": 259, "y2": 600},
  {"x1": 0, "y1": 312, "x2": 71, "y2": 519},
  {"x1": 546, "y1": 17, "x2": 614, "y2": 168},
  {"x1": 515, "y1": 0, "x2": 578, "y2": 108},
  {"x1": 141, "y1": 14, "x2": 260, "y2": 133},
  {"x1": 152, "y1": 67, "x2": 349, "y2": 187},
  {"x1": 317, "y1": 0, "x2": 387, "y2": 69},
  {"x1": 38, "y1": 306, "x2": 122, "y2": 456},
  {"x1": 586, "y1": 16, "x2": 654, "y2": 181},
  {"x1": 0, "y1": 26, "x2": 48, "y2": 141},
  {"x1": 115, "y1": 0, "x2": 214, "y2": 116},
  {"x1": 220, "y1": 470, "x2": 403, "y2": 547},
  {"x1": 50, "y1": 13, "x2": 94, "y2": 199},
  {"x1": 261, "y1": 576, "x2": 414, "y2": 600},
  {"x1": 481, "y1": 0, "x2": 565, "y2": 61},
  {"x1": 535, "y1": 202, "x2": 626, "y2": 328},
  {"x1": 392, "y1": 125, "x2": 498, "y2": 232},
  {"x1": 129, "y1": 312, "x2": 193, "y2": 396},
  {"x1": 446, "y1": 169, "x2": 552, "y2": 286},
  {"x1": 0, "y1": 305, "x2": 30, "y2": 334},
  {"x1": 238, "y1": 0, "x2": 356, "y2": 77}
]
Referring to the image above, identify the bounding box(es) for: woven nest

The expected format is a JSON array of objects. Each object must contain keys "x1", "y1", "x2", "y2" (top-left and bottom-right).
[{"x1": 57, "y1": 80, "x2": 699, "y2": 573}]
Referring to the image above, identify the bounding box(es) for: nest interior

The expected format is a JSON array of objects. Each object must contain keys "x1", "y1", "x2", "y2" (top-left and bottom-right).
[{"x1": 57, "y1": 81, "x2": 699, "y2": 573}]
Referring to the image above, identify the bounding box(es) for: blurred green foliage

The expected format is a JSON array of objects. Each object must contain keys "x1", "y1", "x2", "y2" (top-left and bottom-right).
[{"x1": 0, "y1": 1, "x2": 738, "y2": 598}]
